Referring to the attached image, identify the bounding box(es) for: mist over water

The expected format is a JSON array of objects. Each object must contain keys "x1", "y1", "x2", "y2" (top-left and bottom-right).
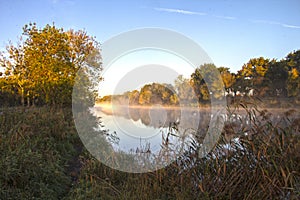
[
  {"x1": 91, "y1": 105, "x2": 300, "y2": 155},
  {"x1": 91, "y1": 105, "x2": 212, "y2": 154}
]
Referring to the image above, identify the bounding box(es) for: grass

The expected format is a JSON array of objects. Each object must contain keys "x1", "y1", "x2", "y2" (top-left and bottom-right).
[
  {"x1": 0, "y1": 107, "x2": 80, "y2": 199},
  {"x1": 0, "y1": 102, "x2": 299, "y2": 199}
]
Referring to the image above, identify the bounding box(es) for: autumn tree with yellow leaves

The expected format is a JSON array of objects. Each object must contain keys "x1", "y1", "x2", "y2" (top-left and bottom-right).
[{"x1": 0, "y1": 23, "x2": 101, "y2": 107}]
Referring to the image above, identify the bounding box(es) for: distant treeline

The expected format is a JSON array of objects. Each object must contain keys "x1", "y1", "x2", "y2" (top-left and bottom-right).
[
  {"x1": 1, "y1": 23, "x2": 299, "y2": 108},
  {"x1": 98, "y1": 50, "x2": 300, "y2": 106}
]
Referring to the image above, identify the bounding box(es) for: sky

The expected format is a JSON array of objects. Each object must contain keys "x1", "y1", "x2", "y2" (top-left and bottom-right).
[{"x1": 1, "y1": 0, "x2": 300, "y2": 95}]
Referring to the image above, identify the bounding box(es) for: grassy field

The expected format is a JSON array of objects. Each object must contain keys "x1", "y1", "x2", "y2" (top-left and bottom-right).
[{"x1": 0, "y1": 104, "x2": 299, "y2": 199}]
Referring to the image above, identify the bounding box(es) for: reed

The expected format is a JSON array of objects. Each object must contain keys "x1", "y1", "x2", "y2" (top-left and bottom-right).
[{"x1": 0, "y1": 102, "x2": 299, "y2": 199}]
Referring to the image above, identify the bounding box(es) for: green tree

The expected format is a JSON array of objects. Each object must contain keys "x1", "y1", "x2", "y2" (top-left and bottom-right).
[
  {"x1": 191, "y1": 67, "x2": 209, "y2": 103},
  {"x1": 22, "y1": 23, "x2": 72, "y2": 106},
  {"x1": 0, "y1": 39, "x2": 29, "y2": 106},
  {"x1": 174, "y1": 75, "x2": 194, "y2": 105},
  {"x1": 137, "y1": 83, "x2": 176, "y2": 105},
  {"x1": 191, "y1": 63, "x2": 225, "y2": 103},
  {"x1": 169, "y1": 94, "x2": 179, "y2": 105},
  {"x1": 0, "y1": 75, "x2": 19, "y2": 106},
  {"x1": 265, "y1": 60, "x2": 288, "y2": 97},
  {"x1": 218, "y1": 67, "x2": 236, "y2": 94},
  {"x1": 286, "y1": 50, "x2": 300, "y2": 97},
  {"x1": 139, "y1": 84, "x2": 152, "y2": 105},
  {"x1": 233, "y1": 57, "x2": 270, "y2": 96},
  {"x1": 151, "y1": 83, "x2": 175, "y2": 105},
  {"x1": 129, "y1": 90, "x2": 140, "y2": 105},
  {"x1": 0, "y1": 23, "x2": 101, "y2": 107}
]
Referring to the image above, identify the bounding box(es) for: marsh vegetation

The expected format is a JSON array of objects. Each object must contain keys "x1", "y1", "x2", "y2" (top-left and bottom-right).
[
  {"x1": 0, "y1": 23, "x2": 299, "y2": 199},
  {"x1": 1, "y1": 102, "x2": 299, "y2": 199}
]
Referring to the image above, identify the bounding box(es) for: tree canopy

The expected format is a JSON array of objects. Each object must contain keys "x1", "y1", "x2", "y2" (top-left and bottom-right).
[
  {"x1": 1, "y1": 22, "x2": 300, "y2": 107},
  {"x1": 98, "y1": 50, "x2": 300, "y2": 107},
  {"x1": 0, "y1": 23, "x2": 102, "y2": 107}
]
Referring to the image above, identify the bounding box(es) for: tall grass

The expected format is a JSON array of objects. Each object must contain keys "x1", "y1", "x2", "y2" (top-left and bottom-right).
[
  {"x1": 0, "y1": 107, "x2": 80, "y2": 199},
  {"x1": 0, "y1": 103, "x2": 299, "y2": 199},
  {"x1": 67, "y1": 101, "x2": 300, "y2": 199}
]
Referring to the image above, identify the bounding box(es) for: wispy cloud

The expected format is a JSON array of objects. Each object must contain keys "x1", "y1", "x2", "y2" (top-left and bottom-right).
[
  {"x1": 214, "y1": 15, "x2": 236, "y2": 20},
  {"x1": 154, "y1": 7, "x2": 300, "y2": 30},
  {"x1": 154, "y1": 7, "x2": 207, "y2": 16},
  {"x1": 250, "y1": 19, "x2": 280, "y2": 25},
  {"x1": 250, "y1": 19, "x2": 300, "y2": 29},
  {"x1": 282, "y1": 24, "x2": 300, "y2": 29},
  {"x1": 154, "y1": 7, "x2": 237, "y2": 21}
]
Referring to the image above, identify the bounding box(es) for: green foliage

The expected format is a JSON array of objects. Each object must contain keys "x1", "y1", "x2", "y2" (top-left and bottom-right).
[
  {"x1": 0, "y1": 107, "x2": 80, "y2": 199},
  {"x1": 265, "y1": 60, "x2": 289, "y2": 97},
  {"x1": 138, "y1": 84, "x2": 152, "y2": 105},
  {"x1": 218, "y1": 67, "x2": 236, "y2": 93},
  {"x1": 229, "y1": 53, "x2": 300, "y2": 103},
  {"x1": 97, "y1": 50, "x2": 300, "y2": 107},
  {"x1": 0, "y1": 22, "x2": 300, "y2": 199},
  {"x1": 99, "y1": 83, "x2": 179, "y2": 106},
  {"x1": 0, "y1": 22, "x2": 101, "y2": 107},
  {"x1": 191, "y1": 63, "x2": 225, "y2": 102},
  {"x1": 192, "y1": 103, "x2": 300, "y2": 199},
  {"x1": 1, "y1": 22, "x2": 299, "y2": 108},
  {"x1": 233, "y1": 57, "x2": 270, "y2": 96},
  {"x1": 286, "y1": 50, "x2": 300, "y2": 97},
  {"x1": 174, "y1": 75, "x2": 195, "y2": 105},
  {"x1": 67, "y1": 103, "x2": 300, "y2": 199},
  {"x1": 129, "y1": 90, "x2": 140, "y2": 104},
  {"x1": 0, "y1": 104, "x2": 299, "y2": 199}
]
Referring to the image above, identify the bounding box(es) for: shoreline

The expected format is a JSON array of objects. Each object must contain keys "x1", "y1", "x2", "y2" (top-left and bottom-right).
[
  {"x1": 94, "y1": 103, "x2": 299, "y2": 113},
  {"x1": 94, "y1": 103, "x2": 212, "y2": 111}
]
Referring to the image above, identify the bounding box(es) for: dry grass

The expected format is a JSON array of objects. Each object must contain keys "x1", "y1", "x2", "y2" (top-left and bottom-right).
[{"x1": 0, "y1": 102, "x2": 299, "y2": 199}]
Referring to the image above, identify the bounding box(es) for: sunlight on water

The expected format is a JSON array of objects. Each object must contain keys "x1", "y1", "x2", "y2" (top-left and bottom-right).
[{"x1": 91, "y1": 105, "x2": 210, "y2": 154}]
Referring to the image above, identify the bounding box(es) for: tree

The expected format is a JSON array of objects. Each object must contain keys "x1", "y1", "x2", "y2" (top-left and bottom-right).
[
  {"x1": 218, "y1": 67, "x2": 236, "y2": 94},
  {"x1": 0, "y1": 38, "x2": 29, "y2": 106},
  {"x1": 233, "y1": 57, "x2": 270, "y2": 96},
  {"x1": 0, "y1": 23, "x2": 101, "y2": 107},
  {"x1": 139, "y1": 84, "x2": 152, "y2": 105},
  {"x1": 0, "y1": 75, "x2": 20, "y2": 106},
  {"x1": 169, "y1": 94, "x2": 179, "y2": 105},
  {"x1": 138, "y1": 83, "x2": 176, "y2": 105},
  {"x1": 286, "y1": 50, "x2": 300, "y2": 97},
  {"x1": 191, "y1": 63, "x2": 225, "y2": 103},
  {"x1": 22, "y1": 23, "x2": 72, "y2": 106},
  {"x1": 191, "y1": 67, "x2": 209, "y2": 103},
  {"x1": 150, "y1": 83, "x2": 175, "y2": 105},
  {"x1": 129, "y1": 90, "x2": 140, "y2": 105},
  {"x1": 174, "y1": 75, "x2": 195, "y2": 105},
  {"x1": 265, "y1": 60, "x2": 288, "y2": 97}
]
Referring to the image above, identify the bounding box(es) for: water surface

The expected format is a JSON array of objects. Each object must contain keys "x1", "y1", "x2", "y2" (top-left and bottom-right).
[{"x1": 91, "y1": 105, "x2": 212, "y2": 154}]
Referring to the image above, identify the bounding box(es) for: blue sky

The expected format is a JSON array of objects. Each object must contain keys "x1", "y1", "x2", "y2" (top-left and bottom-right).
[{"x1": 1, "y1": 0, "x2": 300, "y2": 74}]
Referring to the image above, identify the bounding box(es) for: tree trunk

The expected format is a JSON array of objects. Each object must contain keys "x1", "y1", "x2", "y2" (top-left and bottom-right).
[
  {"x1": 21, "y1": 88, "x2": 25, "y2": 106},
  {"x1": 27, "y1": 97, "x2": 30, "y2": 107},
  {"x1": 32, "y1": 96, "x2": 35, "y2": 107}
]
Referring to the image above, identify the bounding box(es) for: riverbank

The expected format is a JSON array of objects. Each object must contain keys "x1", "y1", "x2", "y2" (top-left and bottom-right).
[
  {"x1": 95, "y1": 102, "x2": 299, "y2": 116},
  {"x1": 1, "y1": 106, "x2": 299, "y2": 199}
]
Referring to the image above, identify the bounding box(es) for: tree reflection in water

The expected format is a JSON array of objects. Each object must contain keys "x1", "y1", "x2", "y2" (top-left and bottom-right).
[{"x1": 92, "y1": 105, "x2": 212, "y2": 157}]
